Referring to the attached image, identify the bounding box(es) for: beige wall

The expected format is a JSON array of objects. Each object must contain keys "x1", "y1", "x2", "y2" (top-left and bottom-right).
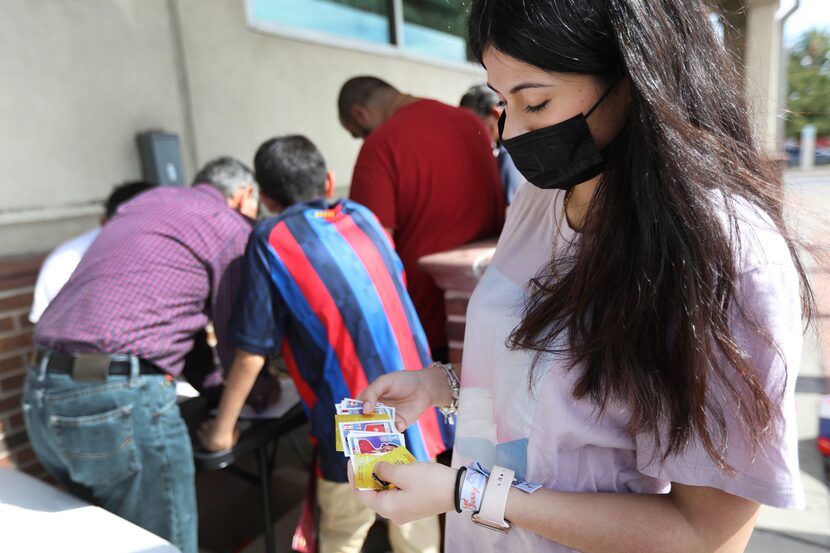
[
  {"x1": 0, "y1": 0, "x2": 192, "y2": 255},
  {"x1": 176, "y1": 0, "x2": 484, "y2": 198},
  {"x1": 0, "y1": 0, "x2": 484, "y2": 257}
]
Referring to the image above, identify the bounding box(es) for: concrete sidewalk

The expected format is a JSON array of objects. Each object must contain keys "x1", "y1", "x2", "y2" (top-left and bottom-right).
[
  {"x1": 747, "y1": 331, "x2": 830, "y2": 552},
  {"x1": 750, "y1": 171, "x2": 830, "y2": 551}
]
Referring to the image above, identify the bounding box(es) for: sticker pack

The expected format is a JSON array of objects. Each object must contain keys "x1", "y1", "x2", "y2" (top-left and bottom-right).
[{"x1": 335, "y1": 397, "x2": 415, "y2": 490}]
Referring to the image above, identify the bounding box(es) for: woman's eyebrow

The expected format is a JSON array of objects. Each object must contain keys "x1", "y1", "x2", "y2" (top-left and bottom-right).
[{"x1": 487, "y1": 82, "x2": 552, "y2": 95}]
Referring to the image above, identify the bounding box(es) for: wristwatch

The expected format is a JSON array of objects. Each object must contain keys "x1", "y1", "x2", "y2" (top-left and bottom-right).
[{"x1": 471, "y1": 465, "x2": 515, "y2": 533}]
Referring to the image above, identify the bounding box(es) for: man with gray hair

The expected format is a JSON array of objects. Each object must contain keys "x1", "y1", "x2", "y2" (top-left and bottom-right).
[
  {"x1": 26, "y1": 157, "x2": 259, "y2": 553},
  {"x1": 192, "y1": 156, "x2": 260, "y2": 212}
]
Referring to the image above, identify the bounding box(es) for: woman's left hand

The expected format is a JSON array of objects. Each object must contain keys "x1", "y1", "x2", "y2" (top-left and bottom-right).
[{"x1": 347, "y1": 460, "x2": 457, "y2": 525}]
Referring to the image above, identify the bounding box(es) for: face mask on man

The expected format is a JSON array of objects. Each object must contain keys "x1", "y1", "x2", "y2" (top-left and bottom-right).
[{"x1": 498, "y1": 83, "x2": 618, "y2": 191}]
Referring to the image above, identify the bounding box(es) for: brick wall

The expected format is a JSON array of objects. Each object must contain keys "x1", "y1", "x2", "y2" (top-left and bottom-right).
[
  {"x1": 418, "y1": 240, "x2": 498, "y2": 373},
  {"x1": 0, "y1": 254, "x2": 47, "y2": 478},
  {"x1": 445, "y1": 291, "x2": 470, "y2": 365}
]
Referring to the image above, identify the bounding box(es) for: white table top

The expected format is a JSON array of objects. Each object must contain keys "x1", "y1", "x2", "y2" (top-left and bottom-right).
[
  {"x1": 176, "y1": 375, "x2": 301, "y2": 419},
  {"x1": 0, "y1": 468, "x2": 180, "y2": 552}
]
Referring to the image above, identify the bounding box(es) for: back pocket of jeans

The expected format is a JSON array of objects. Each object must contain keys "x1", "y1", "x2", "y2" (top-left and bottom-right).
[{"x1": 49, "y1": 405, "x2": 141, "y2": 486}]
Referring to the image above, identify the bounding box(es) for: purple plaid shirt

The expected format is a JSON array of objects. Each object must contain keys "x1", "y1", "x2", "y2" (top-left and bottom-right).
[{"x1": 35, "y1": 185, "x2": 253, "y2": 379}]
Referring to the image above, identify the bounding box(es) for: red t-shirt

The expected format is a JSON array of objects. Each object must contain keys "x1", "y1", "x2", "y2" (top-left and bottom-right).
[{"x1": 349, "y1": 99, "x2": 505, "y2": 351}]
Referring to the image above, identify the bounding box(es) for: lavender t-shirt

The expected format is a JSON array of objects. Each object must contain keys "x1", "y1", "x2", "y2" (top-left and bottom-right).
[{"x1": 446, "y1": 183, "x2": 804, "y2": 552}]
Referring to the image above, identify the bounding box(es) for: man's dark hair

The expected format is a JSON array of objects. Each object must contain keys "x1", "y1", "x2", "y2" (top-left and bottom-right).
[
  {"x1": 192, "y1": 156, "x2": 258, "y2": 200},
  {"x1": 104, "y1": 181, "x2": 156, "y2": 219},
  {"x1": 254, "y1": 136, "x2": 327, "y2": 208},
  {"x1": 337, "y1": 76, "x2": 397, "y2": 124},
  {"x1": 460, "y1": 84, "x2": 499, "y2": 119}
]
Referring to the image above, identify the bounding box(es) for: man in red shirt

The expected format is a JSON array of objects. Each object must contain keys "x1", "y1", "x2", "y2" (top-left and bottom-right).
[{"x1": 338, "y1": 76, "x2": 505, "y2": 360}]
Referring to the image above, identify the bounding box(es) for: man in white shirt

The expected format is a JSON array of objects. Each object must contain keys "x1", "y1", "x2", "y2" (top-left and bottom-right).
[{"x1": 29, "y1": 181, "x2": 155, "y2": 323}]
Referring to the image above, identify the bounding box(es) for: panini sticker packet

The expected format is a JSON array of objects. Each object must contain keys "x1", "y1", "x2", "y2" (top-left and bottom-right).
[
  {"x1": 347, "y1": 431, "x2": 405, "y2": 456},
  {"x1": 352, "y1": 443, "x2": 417, "y2": 490},
  {"x1": 334, "y1": 413, "x2": 391, "y2": 451},
  {"x1": 336, "y1": 398, "x2": 395, "y2": 420},
  {"x1": 337, "y1": 419, "x2": 396, "y2": 455},
  {"x1": 335, "y1": 397, "x2": 417, "y2": 490},
  {"x1": 337, "y1": 405, "x2": 396, "y2": 419}
]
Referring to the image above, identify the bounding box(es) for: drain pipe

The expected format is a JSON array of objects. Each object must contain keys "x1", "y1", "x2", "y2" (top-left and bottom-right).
[{"x1": 777, "y1": 0, "x2": 800, "y2": 153}]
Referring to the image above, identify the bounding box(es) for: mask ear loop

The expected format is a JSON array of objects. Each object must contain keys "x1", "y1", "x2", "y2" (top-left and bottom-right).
[
  {"x1": 586, "y1": 79, "x2": 622, "y2": 119},
  {"x1": 497, "y1": 110, "x2": 507, "y2": 142}
]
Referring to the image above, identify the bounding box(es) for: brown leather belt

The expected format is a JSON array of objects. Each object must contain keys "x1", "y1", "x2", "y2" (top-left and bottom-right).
[{"x1": 35, "y1": 350, "x2": 163, "y2": 381}]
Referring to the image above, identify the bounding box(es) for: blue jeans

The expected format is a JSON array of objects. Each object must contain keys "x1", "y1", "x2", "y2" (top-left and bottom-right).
[{"x1": 22, "y1": 354, "x2": 197, "y2": 553}]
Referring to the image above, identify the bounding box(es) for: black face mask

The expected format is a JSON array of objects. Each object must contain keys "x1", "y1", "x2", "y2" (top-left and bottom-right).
[{"x1": 498, "y1": 84, "x2": 617, "y2": 191}]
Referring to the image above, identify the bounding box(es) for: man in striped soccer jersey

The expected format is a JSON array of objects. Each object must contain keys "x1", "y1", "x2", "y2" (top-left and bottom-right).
[{"x1": 200, "y1": 135, "x2": 449, "y2": 553}]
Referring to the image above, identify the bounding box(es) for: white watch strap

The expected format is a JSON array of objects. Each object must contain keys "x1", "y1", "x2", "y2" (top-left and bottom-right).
[{"x1": 471, "y1": 465, "x2": 514, "y2": 533}]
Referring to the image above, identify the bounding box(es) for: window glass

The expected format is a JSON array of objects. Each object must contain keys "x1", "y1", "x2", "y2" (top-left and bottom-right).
[
  {"x1": 709, "y1": 12, "x2": 725, "y2": 42},
  {"x1": 402, "y1": 0, "x2": 469, "y2": 62},
  {"x1": 250, "y1": 0, "x2": 392, "y2": 45}
]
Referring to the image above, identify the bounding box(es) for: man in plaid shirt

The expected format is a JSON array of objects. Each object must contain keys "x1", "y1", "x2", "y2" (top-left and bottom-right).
[{"x1": 24, "y1": 157, "x2": 258, "y2": 553}]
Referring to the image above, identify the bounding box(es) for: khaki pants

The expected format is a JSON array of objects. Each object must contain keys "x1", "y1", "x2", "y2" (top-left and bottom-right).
[{"x1": 316, "y1": 479, "x2": 440, "y2": 553}]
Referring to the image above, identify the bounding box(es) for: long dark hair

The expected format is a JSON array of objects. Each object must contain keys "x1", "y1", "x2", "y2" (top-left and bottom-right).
[{"x1": 468, "y1": 0, "x2": 814, "y2": 469}]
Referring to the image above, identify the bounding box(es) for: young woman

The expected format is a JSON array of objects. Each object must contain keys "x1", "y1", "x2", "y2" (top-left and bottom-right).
[{"x1": 350, "y1": 1, "x2": 811, "y2": 551}]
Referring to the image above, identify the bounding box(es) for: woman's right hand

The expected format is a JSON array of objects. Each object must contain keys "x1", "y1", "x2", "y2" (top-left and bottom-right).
[{"x1": 358, "y1": 364, "x2": 452, "y2": 432}]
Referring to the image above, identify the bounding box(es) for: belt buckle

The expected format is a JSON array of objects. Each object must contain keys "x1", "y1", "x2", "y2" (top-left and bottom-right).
[{"x1": 72, "y1": 354, "x2": 110, "y2": 382}]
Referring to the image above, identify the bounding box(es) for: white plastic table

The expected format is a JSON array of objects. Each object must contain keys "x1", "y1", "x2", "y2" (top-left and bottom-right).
[{"x1": 0, "y1": 467, "x2": 181, "y2": 552}]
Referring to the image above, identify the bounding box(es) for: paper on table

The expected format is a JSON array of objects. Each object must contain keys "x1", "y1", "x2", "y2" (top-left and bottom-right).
[
  {"x1": 239, "y1": 376, "x2": 301, "y2": 420},
  {"x1": 175, "y1": 379, "x2": 200, "y2": 402}
]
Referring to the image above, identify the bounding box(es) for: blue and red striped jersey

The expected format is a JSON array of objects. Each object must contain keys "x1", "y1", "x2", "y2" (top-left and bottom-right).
[{"x1": 232, "y1": 199, "x2": 451, "y2": 482}]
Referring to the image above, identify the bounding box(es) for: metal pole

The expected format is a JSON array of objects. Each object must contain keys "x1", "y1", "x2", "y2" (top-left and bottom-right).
[
  {"x1": 390, "y1": 0, "x2": 404, "y2": 47},
  {"x1": 778, "y1": 0, "x2": 800, "y2": 154},
  {"x1": 258, "y1": 445, "x2": 275, "y2": 553}
]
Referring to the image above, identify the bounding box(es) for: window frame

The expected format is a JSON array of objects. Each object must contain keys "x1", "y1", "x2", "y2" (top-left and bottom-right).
[{"x1": 243, "y1": 0, "x2": 483, "y2": 74}]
